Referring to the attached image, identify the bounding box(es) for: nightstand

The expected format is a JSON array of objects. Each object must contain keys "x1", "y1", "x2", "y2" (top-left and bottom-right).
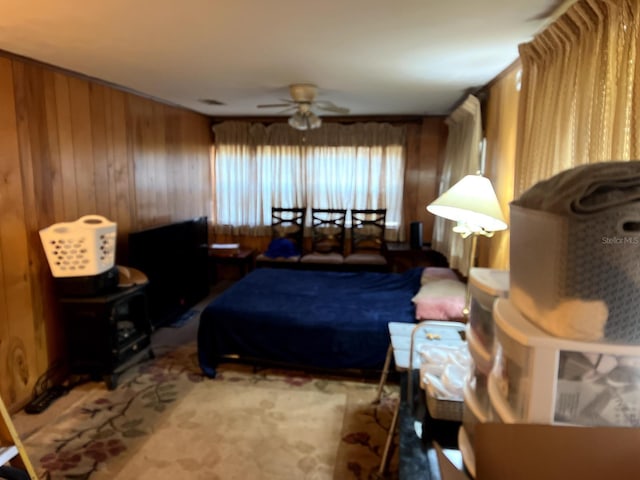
[{"x1": 208, "y1": 247, "x2": 255, "y2": 281}]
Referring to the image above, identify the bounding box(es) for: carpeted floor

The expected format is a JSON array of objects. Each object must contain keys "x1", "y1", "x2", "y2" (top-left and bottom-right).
[{"x1": 14, "y1": 286, "x2": 400, "y2": 480}]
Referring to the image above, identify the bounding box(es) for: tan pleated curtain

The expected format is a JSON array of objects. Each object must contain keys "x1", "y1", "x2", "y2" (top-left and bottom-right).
[
  {"x1": 481, "y1": 64, "x2": 521, "y2": 271},
  {"x1": 515, "y1": 0, "x2": 640, "y2": 197},
  {"x1": 430, "y1": 94, "x2": 483, "y2": 276}
]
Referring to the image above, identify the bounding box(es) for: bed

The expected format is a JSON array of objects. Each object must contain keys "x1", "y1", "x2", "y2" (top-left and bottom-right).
[{"x1": 197, "y1": 267, "x2": 426, "y2": 377}]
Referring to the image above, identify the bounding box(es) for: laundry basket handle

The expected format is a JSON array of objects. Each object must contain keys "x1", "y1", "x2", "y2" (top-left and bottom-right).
[{"x1": 77, "y1": 215, "x2": 110, "y2": 225}]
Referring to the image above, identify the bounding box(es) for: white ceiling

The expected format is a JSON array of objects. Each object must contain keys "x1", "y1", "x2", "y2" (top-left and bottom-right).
[{"x1": 0, "y1": 0, "x2": 572, "y2": 118}]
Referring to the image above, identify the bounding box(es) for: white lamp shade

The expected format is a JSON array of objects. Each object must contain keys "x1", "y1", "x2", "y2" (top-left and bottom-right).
[{"x1": 427, "y1": 174, "x2": 507, "y2": 232}]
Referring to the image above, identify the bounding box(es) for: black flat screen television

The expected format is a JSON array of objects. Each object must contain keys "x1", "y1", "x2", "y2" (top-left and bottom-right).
[{"x1": 128, "y1": 216, "x2": 209, "y2": 328}]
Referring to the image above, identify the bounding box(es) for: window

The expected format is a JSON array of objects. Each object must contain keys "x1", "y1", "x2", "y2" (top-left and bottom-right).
[{"x1": 211, "y1": 121, "x2": 406, "y2": 240}]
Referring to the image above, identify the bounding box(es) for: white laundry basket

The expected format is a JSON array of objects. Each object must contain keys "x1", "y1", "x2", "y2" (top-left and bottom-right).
[{"x1": 39, "y1": 215, "x2": 117, "y2": 277}]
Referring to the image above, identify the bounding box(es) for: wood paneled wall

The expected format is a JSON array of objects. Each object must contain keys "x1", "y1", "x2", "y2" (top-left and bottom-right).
[
  {"x1": 404, "y1": 118, "x2": 448, "y2": 243},
  {"x1": 0, "y1": 53, "x2": 212, "y2": 411}
]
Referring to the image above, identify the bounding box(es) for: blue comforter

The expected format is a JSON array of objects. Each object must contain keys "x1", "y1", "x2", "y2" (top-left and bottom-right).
[{"x1": 198, "y1": 267, "x2": 423, "y2": 377}]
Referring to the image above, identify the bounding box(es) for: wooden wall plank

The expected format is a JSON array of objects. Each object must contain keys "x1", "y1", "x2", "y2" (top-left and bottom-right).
[
  {"x1": 129, "y1": 96, "x2": 158, "y2": 227},
  {"x1": 0, "y1": 58, "x2": 39, "y2": 406},
  {"x1": 403, "y1": 118, "x2": 447, "y2": 244},
  {"x1": 53, "y1": 72, "x2": 79, "y2": 221},
  {"x1": 106, "y1": 88, "x2": 135, "y2": 254},
  {"x1": 88, "y1": 83, "x2": 111, "y2": 217},
  {"x1": 12, "y1": 60, "x2": 58, "y2": 386},
  {"x1": 68, "y1": 76, "x2": 97, "y2": 215},
  {"x1": 417, "y1": 117, "x2": 447, "y2": 242},
  {"x1": 403, "y1": 123, "x2": 422, "y2": 242},
  {"x1": 151, "y1": 102, "x2": 170, "y2": 222},
  {"x1": 42, "y1": 69, "x2": 65, "y2": 221},
  {"x1": 165, "y1": 108, "x2": 185, "y2": 220},
  {"x1": 185, "y1": 111, "x2": 213, "y2": 217}
]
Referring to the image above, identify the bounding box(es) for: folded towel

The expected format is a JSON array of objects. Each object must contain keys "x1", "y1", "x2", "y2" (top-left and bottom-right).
[{"x1": 514, "y1": 161, "x2": 640, "y2": 216}]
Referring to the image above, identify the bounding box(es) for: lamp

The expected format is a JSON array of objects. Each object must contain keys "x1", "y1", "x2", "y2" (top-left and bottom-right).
[
  {"x1": 288, "y1": 103, "x2": 322, "y2": 131},
  {"x1": 427, "y1": 173, "x2": 507, "y2": 313}
]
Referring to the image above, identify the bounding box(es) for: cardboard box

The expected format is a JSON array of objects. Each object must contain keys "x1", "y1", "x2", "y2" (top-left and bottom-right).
[{"x1": 436, "y1": 423, "x2": 640, "y2": 480}]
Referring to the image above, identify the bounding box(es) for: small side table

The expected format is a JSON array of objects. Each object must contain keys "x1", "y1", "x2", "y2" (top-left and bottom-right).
[
  {"x1": 376, "y1": 321, "x2": 466, "y2": 477},
  {"x1": 208, "y1": 247, "x2": 255, "y2": 281}
]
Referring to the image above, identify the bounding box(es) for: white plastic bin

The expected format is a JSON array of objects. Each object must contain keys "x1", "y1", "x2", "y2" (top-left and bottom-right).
[
  {"x1": 466, "y1": 324, "x2": 493, "y2": 376},
  {"x1": 510, "y1": 203, "x2": 640, "y2": 344},
  {"x1": 466, "y1": 324, "x2": 493, "y2": 413},
  {"x1": 463, "y1": 375, "x2": 490, "y2": 447},
  {"x1": 39, "y1": 215, "x2": 117, "y2": 277},
  {"x1": 459, "y1": 374, "x2": 491, "y2": 478},
  {"x1": 491, "y1": 298, "x2": 640, "y2": 427},
  {"x1": 468, "y1": 267, "x2": 509, "y2": 352}
]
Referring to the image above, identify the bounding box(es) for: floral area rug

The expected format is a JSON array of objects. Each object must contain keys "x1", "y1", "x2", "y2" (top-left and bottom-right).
[{"x1": 23, "y1": 343, "x2": 399, "y2": 480}]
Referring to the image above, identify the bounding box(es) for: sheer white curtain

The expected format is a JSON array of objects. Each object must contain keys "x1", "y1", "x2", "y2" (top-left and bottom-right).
[
  {"x1": 211, "y1": 121, "x2": 406, "y2": 240},
  {"x1": 430, "y1": 95, "x2": 483, "y2": 275}
]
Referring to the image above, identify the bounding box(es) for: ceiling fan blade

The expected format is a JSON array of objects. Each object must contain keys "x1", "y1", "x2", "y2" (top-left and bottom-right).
[
  {"x1": 315, "y1": 101, "x2": 350, "y2": 115},
  {"x1": 257, "y1": 103, "x2": 293, "y2": 108},
  {"x1": 276, "y1": 106, "x2": 297, "y2": 115}
]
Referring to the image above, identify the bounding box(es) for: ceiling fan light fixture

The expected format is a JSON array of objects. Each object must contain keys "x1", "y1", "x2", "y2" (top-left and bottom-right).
[
  {"x1": 288, "y1": 111, "x2": 305, "y2": 129},
  {"x1": 307, "y1": 112, "x2": 322, "y2": 129},
  {"x1": 288, "y1": 110, "x2": 322, "y2": 131}
]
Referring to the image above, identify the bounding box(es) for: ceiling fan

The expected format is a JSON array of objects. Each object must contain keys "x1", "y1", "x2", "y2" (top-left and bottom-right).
[{"x1": 257, "y1": 84, "x2": 350, "y2": 130}]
